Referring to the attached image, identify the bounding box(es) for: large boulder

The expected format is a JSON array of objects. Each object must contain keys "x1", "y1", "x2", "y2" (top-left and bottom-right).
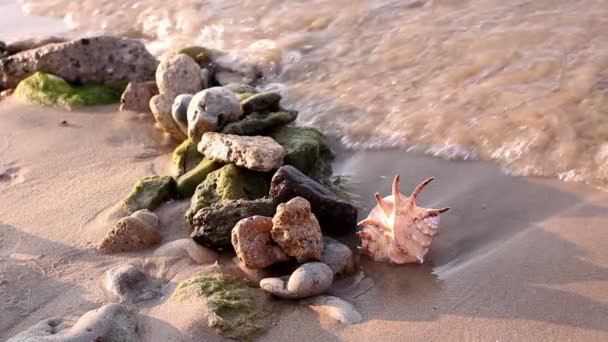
[
  {"x1": 191, "y1": 197, "x2": 276, "y2": 249},
  {"x1": 221, "y1": 111, "x2": 297, "y2": 136},
  {"x1": 5, "y1": 36, "x2": 66, "y2": 55},
  {"x1": 269, "y1": 126, "x2": 333, "y2": 178},
  {"x1": 231, "y1": 215, "x2": 289, "y2": 269},
  {"x1": 270, "y1": 165, "x2": 357, "y2": 235},
  {"x1": 260, "y1": 262, "x2": 333, "y2": 299},
  {"x1": 271, "y1": 197, "x2": 323, "y2": 263},
  {"x1": 121, "y1": 175, "x2": 175, "y2": 214},
  {"x1": 13, "y1": 72, "x2": 122, "y2": 107},
  {"x1": 187, "y1": 87, "x2": 242, "y2": 143},
  {"x1": 198, "y1": 132, "x2": 285, "y2": 172},
  {"x1": 185, "y1": 164, "x2": 270, "y2": 224},
  {"x1": 98, "y1": 209, "x2": 162, "y2": 254},
  {"x1": 0, "y1": 36, "x2": 158, "y2": 89},
  {"x1": 155, "y1": 54, "x2": 204, "y2": 99}
]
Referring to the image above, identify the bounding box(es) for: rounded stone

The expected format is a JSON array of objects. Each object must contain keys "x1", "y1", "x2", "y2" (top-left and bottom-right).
[
  {"x1": 171, "y1": 94, "x2": 193, "y2": 134},
  {"x1": 155, "y1": 54, "x2": 203, "y2": 99},
  {"x1": 231, "y1": 215, "x2": 289, "y2": 269},
  {"x1": 150, "y1": 94, "x2": 187, "y2": 141},
  {"x1": 320, "y1": 237, "x2": 356, "y2": 276},
  {"x1": 187, "y1": 87, "x2": 242, "y2": 143},
  {"x1": 104, "y1": 264, "x2": 161, "y2": 304},
  {"x1": 259, "y1": 262, "x2": 333, "y2": 299}
]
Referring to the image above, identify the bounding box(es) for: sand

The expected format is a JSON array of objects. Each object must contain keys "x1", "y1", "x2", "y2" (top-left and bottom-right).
[{"x1": 1, "y1": 5, "x2": 607, "y2": 341}]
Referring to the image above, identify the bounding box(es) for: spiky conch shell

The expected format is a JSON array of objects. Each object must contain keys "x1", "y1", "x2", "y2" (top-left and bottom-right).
[{"x1": 357, "y1": 176, "x2": 449, "y2": 264}]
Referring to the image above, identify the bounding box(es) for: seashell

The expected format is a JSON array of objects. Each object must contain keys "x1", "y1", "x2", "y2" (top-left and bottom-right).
[{"x1": 357, "y1": 176, "x2": 449, "y2": 264}]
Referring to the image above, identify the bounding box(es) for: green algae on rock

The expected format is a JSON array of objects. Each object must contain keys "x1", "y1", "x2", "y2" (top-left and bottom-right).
[
  {"x1": 172, "y1": 274, "x2": 271, "y2": 341},
  {"x1": 185, "y1": 164, "x2": 270, "y2": 224},
  {"x1": 121, "y1": 175, "x2": 175, "y2": 214},
  {"x1": 172, "y1": 139, "x2": 205, "y2": 177},
  {"x1": 177, "y1": 46, "x2": 212, "y2": 67},
  {"x1": 241, "y1": 92, "x2": 281, "y2": 115},
  {"x1": 175, "y1": 158, "x2": 223, "y2": 198},
  {"x1": 269, "y1": 126, "x2": 334, "y2": 179},
  {"x1": 14, "y1": 72, "x2": 123, "y2": 108},
  {"x1": 221, "y1": 111, "x2": 297, "y2": 136},
  {"x1": 237, "y1": 93, "x2": 254, "y2": 102}
]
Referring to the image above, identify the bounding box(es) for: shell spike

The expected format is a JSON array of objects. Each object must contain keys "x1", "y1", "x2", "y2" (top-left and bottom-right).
[
  {"x1": 411, "y1": 177, "x2": 434, "y2": 202},
  {"x1": 375, "y1": 193, "x2": 391, "y2": 216},
  {"x1": 428, "y1": 207, "x2": 450, "y2": 216}
]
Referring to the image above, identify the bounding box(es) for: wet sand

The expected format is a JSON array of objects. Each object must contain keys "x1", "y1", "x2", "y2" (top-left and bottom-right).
[{"x1": 0, "y1": 99, "x2": 606, "y2": 341}]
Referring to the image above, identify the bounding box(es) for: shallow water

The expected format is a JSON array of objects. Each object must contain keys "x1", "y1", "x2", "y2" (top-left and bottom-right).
[{"x1": 16, "y1": 0, "x2": 608, "y2": 189}]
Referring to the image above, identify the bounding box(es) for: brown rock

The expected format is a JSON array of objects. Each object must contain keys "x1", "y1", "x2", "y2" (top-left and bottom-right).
[
  {"x1": 231, "y1": 215, "x2": 289, "y2": 269},
  {"x1": 98, "y1": 209, "x2": 162, "y2": 254},
  {"x1": 271, "y1": 197, "x2": 323, "y2": 263},
  {"x1": 119, "y1": 81, "x2": 159, "y2": 113}
]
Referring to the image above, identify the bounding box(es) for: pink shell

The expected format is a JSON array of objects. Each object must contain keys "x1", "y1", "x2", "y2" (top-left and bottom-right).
[{"x1": 357, "y1": 176, "x2": 449, "y2": 264}]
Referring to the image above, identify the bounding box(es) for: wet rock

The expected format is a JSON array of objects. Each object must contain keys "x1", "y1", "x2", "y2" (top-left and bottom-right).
[
  {"x1": 150, "y1": 94, "x2": 188, "y2": 140},
  {"x1": 121, "y1": 175, "x2": 175, "y2": 214},
  {"x1": 260, "y1": 262, "x2": 333, "y2": 299},
  {"x1": 7, "y1": 303, "x2": 137, "y2": 342},
  {"x1": 0, "y1": 41, "x2": 7, "y2": 59},
  {"x1": 6, "y1": 36, "x2": 66, "y2": 55},
  {"x1": 191, "y1": 197, "x2": 276, "y2": 249},
  {"x1": 302, "y1": 295, "x2": 362, "y2": 324},
  {"x1": 171, "y1": 94, "x2": 193, "y2": 134},
  {"x1": 224, "y1": 83, "x2": 258, "y2": 94},
  {"x1": 104, "y1": 264, "x2": 161, "y2": 304},
  {"x1": 241, "y1": 92, "x2": 281, "y2": 115},
  {"x1": 187, "y1": 87, "x2": 242, "y2": 143},
  {"x1": 270, "y1": 126, "x2": 333, "y2": 178},
  {"x1": 172, "y1": 274, "x2": 272, "y2": 341},
  {"x1": 221, "y1": 111, "x2": 297, "y2": 136},
  {"x1": 98, "y1": 209, "x2": 162, "y2": 254},
  {"x1": 231, "y1": 216, "x2": 289, "y2": 269},
  {"x1": 0, "y1": 35, "x2": 158, "y2": 89},
  {"x1": 172, "y1": 139, "x2": 204, "y2": 177},
  {"x1": 215, "y1": 70, "x2": 254, "y2": 86},
  {"x1": 177, "y1": 46, "x2": 212, "y2": 67},
  {"x1": 175, "y1": 158, "x2": 223, "y2": 198},
  {"x1": 237, "y1": 93, "x2": 254, "y2": 102},
  {"x1": 185, "y1": 164, "x2": 270, "y2": 224},
  {"x1": 14, "y1": 72, "x2": 122, "y2": 108},
  {"x1": 321, "y1": 237, "x2": 356, "y2": 276},
  {"x1": 153, "y1": 238, "x2": 218, "y2": 264},
  {"x1": 155, "y1": 53, "x2": 203, "y2": 99},
  {"x1": 198, "y1": 132, "x2": 285, "y2": 172},
  {"x1": 119, "y1": 81, "x2": 158, "y2": 113},
  {"x1": 270, "y1": 165, "x2": 358, "y2": 235},
  {"x1": 271, "y1": 197, "x2": 323, "y2": 263}
]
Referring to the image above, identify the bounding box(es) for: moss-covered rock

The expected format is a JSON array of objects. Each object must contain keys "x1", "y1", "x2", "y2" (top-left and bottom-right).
[
  {"x1": 269, "y1": 126, "x2": 334, "y2": 179},
  {"x1": 221, "y1": 111, "x2": 297, "y2": 136},
  {"x1": 14, "y1": 72, "x2": 123, "y2": 108},
  {"x1": 241, "y1": 92, "x2": 281, "y2": 115},
  {"x1": 175, "y1": 158, "x2": 223, "y2": 198},
  {"x1": 121, "y1": 176, "x2": 175, "y2": 214},
  {"x1": 185, "y1": 164, "x2": 270, "y2": 224},
  {"x1": 172, "y1": 139, "x2": 204, "y2": 177},
  {"x1": 172, "y1": 274, "x2": 271, "y2": 341},
  {"x1": 237, "y1": 93, "x2": 254, "y2": 102},
  {"x1": 177, "y1": 46, "x2": 212, "y2": 67}
]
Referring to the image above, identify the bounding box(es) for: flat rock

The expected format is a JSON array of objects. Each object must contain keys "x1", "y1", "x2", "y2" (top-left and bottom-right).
[
  {"x1": 185, "y1": 164, "x2": 269, "y2": 224},
  {"x1": 241, "y1": 92, "x2": 282, "y2": 115},
  {"x1": 150, "y1": 94, "x2": 188, "y2": 141},
  {"x1": 187, "y1": 87, "x2": 242, "y2": 143},
  {"x1": 232, "y1": 215, "x2": 289, "y2": 269},
  {"x1": 221, "y1": 111, "x2": 297, "y2": 136},
  {"x1": 153, "y1": 238, "x2": 218, "y2": 264},
  {"x1": 98, "y1": 209, "x2": 162, "y2": 254},
  {"x1": 321, "y1": 237, "x2": 356, "y2": 276},
  {"x1": 191, "y1": 197, "x2": 276, "y2": 249},
  {"x1": 198, "y1": 132, "x2": 285, "y2": 172},
  {"x1": 104, "y1": 264, "x2": 162, "y2": 304},
  {"x1": 7, "y1": 303, "x2": 138, "y2": 342},
  {"x1": 302, "y1": 295, "x2": 362, "y2": 325},
  {"x1": 119, "y1": 81, "x2": 158, "y2": 113},
  {"x1": 155, "y1": 53, "x2": 203, "y2": 99},
  {"x1": 260, "y1": 262, "x2": 333, "y2": 299},
  {"x1": 270, "y1": 165, "x2": 357, "y2": 235},
  {"x1": 121, "y1": 175, "x2": 175, "y2": 214},
  {"x1": 271, "y1": 197, "x2": 323, "y2": 263},
  {"x1": 0, "y1": 35, "x2": 158, "y2": 89}
]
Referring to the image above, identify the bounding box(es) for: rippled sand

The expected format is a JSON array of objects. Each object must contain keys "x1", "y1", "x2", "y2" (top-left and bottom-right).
[{"x1": 17, "y1": 0, "x2": 608, "y2": 189}]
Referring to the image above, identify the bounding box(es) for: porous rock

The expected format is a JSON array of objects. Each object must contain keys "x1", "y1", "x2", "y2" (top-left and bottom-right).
[
  {"x1": 104, "y1": 264, "x2": 162, "y2": 304},
  {"x1": 155, "y1": 53, "x2": 203, "y2": 99},
  {"x1": 271, "y1": 197, "x2": 323, "y2": 263},
  {"x1": 270, "y1": 165, "x2": 357, "y2": 235},
  {"x1": 150, "y1": 94, "x2": 188, "y2": 140},
  {"x1": 232, "y1": 216, "x2": 289, "y2": 269},
  {"x1": 98, "y1": 209, "x2": 162, "y2": 254},
  {"x1": 241, "y1": 92, "x2": 281, "y2": 115},
  {"x1": 191, "y1": 197, "x2": 276, "y2": 249},
  {"x1": 185, "y1": 164, "x2": 270, "y2": 224},
  {"x1": 270, "y1": 126, "x2": 333, "y2": 178},
  {"x1": 187, "y1": 87, "x2": 242, "y2": 143},
  {"x1": 171, "y1": 94, "x2": 193, "y2": 134},
  {"x1": 7, "y1": 303, "x2": 138, "y2": 342},
  {"x1": 260, "y1": 262, "x2": 333, "y2": 299},
  {"x1": 321, "y1": 237, "x2": 356, "y2": 276},
  {"x1": 198, "y1": 132, "x2": 285, "y2": 172},
  {"x1": 119, "y1": 81, "x2": 158, "y2": 113},
  {"x1": 0, "y1": 35, "x2": 158, "y2": 89},
  {"x1": 303, "y1": 295, "x2": 362, "y2": 325},
  {"x1": 221, "y1": 111, "x2": 297, "y2": 136},
  {"x1": 121, "y1": 175, "x2": 174, "y2": 214}
]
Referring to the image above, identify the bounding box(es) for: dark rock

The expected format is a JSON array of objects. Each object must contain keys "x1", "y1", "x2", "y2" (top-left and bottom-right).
[
  {"x1": 0, "y1": 41, "x2": 7, "y2": 58},
  {"x1": 119, "y1": 81, "x2": 158, "y2": 113},
  {"x1": 221, "y1": 111, "x2": 297, "y2": 136},
  {"x1": 0, "y1": 35, "x2": 158, "y2": 89},
  {"x1": 270, "y1": 126, "x2": 333, "y2": 179},
  {"x1": 241, "y1": 92, "x2": 281, "y2": 115},
  {"x1": 270, "y1": 165, "x2": 357, "y2": 235},
  {"x1": 191, "y1": 197, "x2": 276, "y2": 249}
]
